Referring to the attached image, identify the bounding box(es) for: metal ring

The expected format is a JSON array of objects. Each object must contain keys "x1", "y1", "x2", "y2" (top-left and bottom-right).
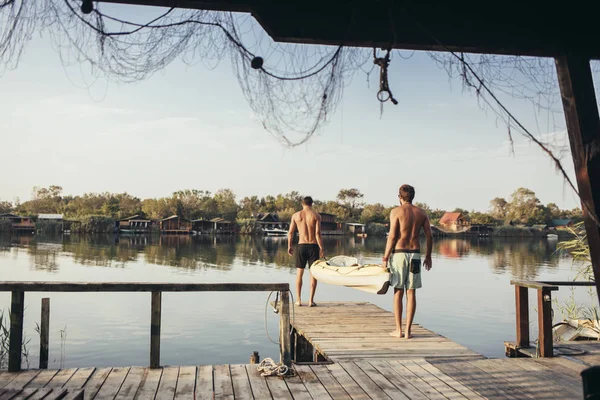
[{"x1": 377, "y1": 90, "x2": 390, "y2": 102}]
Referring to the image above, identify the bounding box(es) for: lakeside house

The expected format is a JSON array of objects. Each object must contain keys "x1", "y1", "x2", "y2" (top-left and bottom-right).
[
  {"x1": 38, "y1": 213, "x2": 64, "y2": 222},
  {"x1": 191, "y1": 219, "x2": 213, "y2": 234},
  {"x1": 254, "y1": 213, "x2": 289, "y2": 234},
  {"x1": 439, "y1": 212, "x2": 471, "y2": 232},
  {"x1": 345, "y1": 222, "x2": 366, "y2": 235},
  {"x1": 117, "y1": 215, "x2": 153, "y2": 233},
  {"x1": 210, "y1": 217, "x2": 235, "y2": 234},
  {"x1": 319, "y1": 212, "x2": 343, "y2": 235},
  {"x1": 550, "y1": 219, "x2": 574, "y2": 230},
  {"x1": 159, "y1": 215, "x2": 192, "y2": 234},
  {"x1": 0, "y1": 213, "x2": 35, "y2": 232}
]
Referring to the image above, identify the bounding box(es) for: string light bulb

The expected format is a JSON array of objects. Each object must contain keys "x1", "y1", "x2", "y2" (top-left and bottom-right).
[
  {"x1": 250, "y1": 56, "x2": 263, "y2": 70},
  {"x1": 81, "y1": 0, "x2": 93, "y2": 14}
]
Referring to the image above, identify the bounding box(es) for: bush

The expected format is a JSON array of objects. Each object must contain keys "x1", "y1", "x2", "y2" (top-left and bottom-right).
[
  {"x1": 0, "y1": 219, "x2": 11, "y2": 233},
  {"x1": 366, "y1": 223, "x2": 387, "y2": 236},
  {"x1": 36, "y1": 220, "x2": 64, "y2": 234},
  {"x1": 236, "y1": 218, "x2": 262, "y2": 235},
  {"x1": 75, "y1": 216, "x2": 116, "y2": 233}
]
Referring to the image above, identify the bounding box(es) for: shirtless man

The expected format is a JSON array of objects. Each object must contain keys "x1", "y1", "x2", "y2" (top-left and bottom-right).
[
  {"x1": 288, "y1": 196, "x2": 324, "y2": 307},
  {"x1": 382, "y1": 184, "x2": 433, "y2": 339}
]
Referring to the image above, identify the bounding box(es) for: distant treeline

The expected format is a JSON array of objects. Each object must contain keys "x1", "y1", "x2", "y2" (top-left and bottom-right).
[{"x1": 0, "y1": 185, "x2": 583, "y2": 228}]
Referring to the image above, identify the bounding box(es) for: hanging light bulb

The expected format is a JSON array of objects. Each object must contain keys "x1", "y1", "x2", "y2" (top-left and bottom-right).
[
  {"x1": 251, "y1": 56, "x2": 264, "y2": 70},
  {"x1": 81, "y1": 0, "x2": 93, "y2": 14}
]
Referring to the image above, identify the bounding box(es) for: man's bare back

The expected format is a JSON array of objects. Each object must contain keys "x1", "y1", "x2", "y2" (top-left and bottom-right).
[
  {"x1": 292, "y1": 208, "x2": 321, "y2": 245},
  {"x1": 391, "y1": 204, "x2": 428, "y2": 251}
]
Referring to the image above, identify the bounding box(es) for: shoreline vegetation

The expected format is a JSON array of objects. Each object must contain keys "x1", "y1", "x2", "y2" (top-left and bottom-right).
[{"x1": 1, "y1": 185, "x2": 582, "y2": 236}]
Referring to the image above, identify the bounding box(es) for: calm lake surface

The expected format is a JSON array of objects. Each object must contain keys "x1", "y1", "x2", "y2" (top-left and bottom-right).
[{"x1": 0, "y1": 233, "x2": 591, "y2": 369}]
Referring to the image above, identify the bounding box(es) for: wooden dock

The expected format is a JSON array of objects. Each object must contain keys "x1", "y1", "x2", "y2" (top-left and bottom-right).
[{"x1": 290, "y1": 302, "x2": 482, "y2": 362}]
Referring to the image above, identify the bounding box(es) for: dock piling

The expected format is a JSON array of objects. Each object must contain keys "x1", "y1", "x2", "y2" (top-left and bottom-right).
[{"x1": 40, "y1": 297, "x2": 50, "y2": 369}]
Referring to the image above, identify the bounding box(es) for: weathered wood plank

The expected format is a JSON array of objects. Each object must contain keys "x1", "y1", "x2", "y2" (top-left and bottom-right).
[
  {"x1": 93, "y1": 367, "x2": 130, "y2": 400},
  {"x1": 63, "y1": 369, "x2": 95, "y2": 389},
  {"x1": 292, "y1": 365, "x2": 332, "y2": 400},
  {"x1": 43, "y1": 388, "x2": 67, "y2": 400},
  {"x1": 174, "y1": 366, "x2": 196, "y2": 400},
  {"x1": 114, "y1": 367, "x2": 145, "y2": 400},
  {"x1": 501, "y1": 359, "x2": 582, "y2": 399},
  {"x1": 244, "y1": 365, "x2": 271, "y2": 400},
  {"x1": 325, "y1": 363, "x2": 369, "y2": 400},
  {"x1": 411, "y1": 359, "x2": 484, "y2": 400},
  {"x1": 396, "y1": 360, "x2": 464, "y2": 400},
  {"x1": 279, "y1": 291, "x2": 291, "y2": 367},
  {"x1": 283, "y1": 373, "x2": 311, "y2": 400},
  {"x1": 468, "y1": 359, "x2": 536, "y2": 399},
  {"x1": 309, "y1": 365, "x2": 351, "y2": 400},
  {"x1": 17, "y1": 388, "x2": 52, "y2": 400},
  {"x1": 265, "y1": 377, "x2": 292, "y2": 400},
  {"x1": 384, "y1": 361, "x2": 446, "y2": 400},
  {"x1": 155, "y1": 367, "x2": 179, "y2": 400},
  {"x1": 538, "y1": 288, "x2": 553, "y2": 357},
  {"x1": 39, "y1": 298, "x2": 50, "y2": 371},
  {"x1": 366, "y1": 361, "x2": 427, "y2": 400},
  {"x1": 23, "y1": 370, "x2": 58, "y2": 389},
  {"x1": 45, "y1": 369, "x2": 78, "y2": 388},
  {"x1": 213, "y1": 365, "x2": 233, "y2": 400},
  {"x1": 62, "y1": 389, "x2": 84, "y2": 400},
  {"x1": 82, "y1": 368, "x2": 112, "y2": 400},
  {"x1": 134, "y1": 368, "x2": 162, "y2": 400},
  {"x1": 0, "y1": 282, "x2": 289, "y2": 292},
  {"x1": 10, "y1": 388, "x2": 39, "y2": 400},
  {"x1": 352, "y1": 362, "x2": 409, "y2": 400},
  {"x1": 337, "y1": 362, "x2": 391, "y2": 400},
  {"x1": 0, "y1": 374, "x2": 18, "y2": 389},
  {"x1": 194, "y1": 366, "x2": 213, "y2": 400},
  {"x1": 150, "y1": 291, "x2": 162, "y2": 369},
  {"x1": 4, "y1": 371, "x2": 41, "y2": 390},
  {"x1": 228, "y1": 365, "x2": 251, "y2": 400},
  {"x1": 9, "y1": 291, "x2": 25, "y2": 372}
]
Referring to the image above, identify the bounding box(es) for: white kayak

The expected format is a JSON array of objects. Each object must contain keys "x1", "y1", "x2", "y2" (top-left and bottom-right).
[{"x1": 310, "y1": 256, "x2": 391, "y2": 295}]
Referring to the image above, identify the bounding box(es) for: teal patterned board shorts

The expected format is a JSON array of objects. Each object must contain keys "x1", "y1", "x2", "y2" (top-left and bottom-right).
[{"x1": 388, "y1": 251, "x2": 422, "y2": 290}]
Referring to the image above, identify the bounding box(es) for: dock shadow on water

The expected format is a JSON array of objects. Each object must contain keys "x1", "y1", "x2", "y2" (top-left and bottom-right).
[{"x1": 0, "y1": 233, "x2": 584, "y2": 369}]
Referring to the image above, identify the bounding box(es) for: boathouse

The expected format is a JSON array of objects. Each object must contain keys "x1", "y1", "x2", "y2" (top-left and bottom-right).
[
  {"x1": 254, "y1": 213, "x2": 289, "y2": 232},
  {"x1": 210, "y1": 217, "x2": 235, "y2": 234},
  {"x1": 159, "y1": 215, "x2": 192, "y2": 234},
  {"x1": 0, "y1": 213, "x2": 35, "y2": 232},
  {"x1": 319, "y1": 212, "x2": 343, "y2": 235},
  {"x1": 439, "y1": 212, "x2": 471, "y2": 232},
  {"x1": 191, "y1": 219, "x2": 212, "y2": 234},
  {"x1": 117, "y1": 215, "x2": 152, "y2": 233}
]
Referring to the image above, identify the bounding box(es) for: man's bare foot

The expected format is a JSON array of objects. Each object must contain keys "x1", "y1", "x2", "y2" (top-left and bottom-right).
[
  {"x1": 308, "y1": 302, "x2": 317, "y2": 307},
  {"x1": 404, "y1": 333, "x2": 413, "y2": 339},
  {"x1": 295, "y1": 301, "x2": 302, "y2": 306},
  {"x1": 389, "y1": 330, "x2": 403, "y2": 338}
]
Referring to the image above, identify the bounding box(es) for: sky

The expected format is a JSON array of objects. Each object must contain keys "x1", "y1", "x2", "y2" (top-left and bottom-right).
[{"x1": 0, "y1": 4, "x2": 586, "y2": 212}]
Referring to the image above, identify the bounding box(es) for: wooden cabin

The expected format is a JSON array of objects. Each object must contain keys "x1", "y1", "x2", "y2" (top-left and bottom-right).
[
  {"x1": 439, "y1": 212, "x2": 471, "y2": 232},
  {"x1": 118, "y1": 215, "x2": 152, "y2": 233},
  {"x1": 191, "y1": 219, "x2": 213, "y2": 234},
  {"x1": 159, "y1": 215, "x2": 192, "y2": 234},
  {"x1": 0, "y1": 213, "x2": 35, "y2": 232},
  {"x1": 550, "y1": 219, "x2": 574, "y2": 230},
  {"x1": 319, "y1": 213, "x2": 343, "y2": 235},
  {"x1": 345, "y1": 222, "x2": 366, "y2": 235},
  {"x1": 210, "y1": 217, "x2": 234, "y2": 234},
  {"x1": 255, "y1": 213, "x2": 289, "y2": 232}
]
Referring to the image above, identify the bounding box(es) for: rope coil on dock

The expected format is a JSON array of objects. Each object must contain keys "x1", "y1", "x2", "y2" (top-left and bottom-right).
[{"x1": 257, "y1": 358, "x2": 289, "y2": 376}]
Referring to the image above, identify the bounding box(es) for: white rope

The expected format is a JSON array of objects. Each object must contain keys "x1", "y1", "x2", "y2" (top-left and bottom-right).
[{"x1": 257, "y1": 357, "x2": 289, "y2": 377}]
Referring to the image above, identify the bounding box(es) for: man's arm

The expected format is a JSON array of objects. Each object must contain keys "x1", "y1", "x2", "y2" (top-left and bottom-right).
[
  {"x1": 287, "y1": 216, "x2": 297, "y2": 256},
  {"x1": 316, "y1": 214, "x2": 324, "y2": 258},
  {"x1": 423, "y1": 214, "x2": 433, "y2": 271},
  {"x1": 382, "y1": 210, "x2": 399, "y2": 267}
]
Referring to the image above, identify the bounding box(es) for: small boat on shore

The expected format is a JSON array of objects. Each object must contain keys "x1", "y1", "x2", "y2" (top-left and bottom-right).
[
  {"x1": 547, "y1": 233, "x2": 558, "y2": 240},
  {"x1": 264, "y1": 228, "x2": 287, "y2": 236},
  {"x1": 310, "y1": 256, "x2": 391, "y2": 295}
]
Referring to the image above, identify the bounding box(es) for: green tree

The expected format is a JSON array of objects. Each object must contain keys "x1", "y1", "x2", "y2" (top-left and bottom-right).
[
  {"x1": 336, "y1": 188, "x2": 365, "y2": 221},
  {"x1": 214, "y1": 189, "x2": 238, "y2": 220},
  {"x1": 0, "y1": 201, "x2": 13, "y2": 214},
  {"x1": 506, "y1": 188, "x2": 545, "y2": 225},
  {"x1": 360, "y1": 203, "x2": 387, "y2": 224},
  {"x1": 490, "y1": 197, "x2": 508, "y2": 221}
]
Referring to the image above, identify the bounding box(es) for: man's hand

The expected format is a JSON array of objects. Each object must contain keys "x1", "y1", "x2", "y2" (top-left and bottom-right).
[
  {"x1": 424, "y1": 256, "x2": 432, "y2": 271},
  {"x1": 319, "y1": 248, "x2": 325, "y2": 259},
  {"x1": 381, "y1": 257, "x2": 388, "y2": 270},
  {"x1": 288, "y1": 247, "x2": 293, "y2": 256}
]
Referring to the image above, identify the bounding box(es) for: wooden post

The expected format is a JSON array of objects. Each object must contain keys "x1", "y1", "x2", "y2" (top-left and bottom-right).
[
  {"x1": 515, "y1": 286, "x2": 530, "y2": 348},
  {"x1": 150, "y1": 291, "x2": 161, "y2": 368},
  {"x1": 9, "y1": 291, "x2": 24, "y2": 372},
  {"x1": 39, "y1": 298, "x2": 50, "y2": 369},
  {"x1": 279, "y1": 290, "x2": 291, "y2": 368},
  {"x1": 537, "y1": 288, "x2": 553, "y2": 357},
  {"x1": 555, "y1": 55, "x2": 600, "y2": 308}
]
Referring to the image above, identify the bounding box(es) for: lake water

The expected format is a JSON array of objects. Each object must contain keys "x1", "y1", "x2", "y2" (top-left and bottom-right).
[{"x1": 0, "y1": 233, "x2": 592, "y2": 370}]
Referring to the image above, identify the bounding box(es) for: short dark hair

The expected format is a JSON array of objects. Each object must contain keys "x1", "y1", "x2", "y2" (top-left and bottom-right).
[
  {"x1": 399, "y1": 185, "x2": 415, "y2": 203},
  {"x1": 302, "y1": 196, "x2": 313, "y2": 206}
]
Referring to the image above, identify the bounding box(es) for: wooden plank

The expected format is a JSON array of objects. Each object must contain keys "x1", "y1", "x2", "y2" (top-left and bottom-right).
[
  {"x1": 411, "y1": 359, "x2": 484, "y2": 400},
  {"x1": 134, "y1": 368, "x2": 163, "y2": 400},
  {"x1": 292, "y1": 365, "x2": 332, "y2": 400},
  {"x1": 468, "y1": 359, "x2": 537, "y2": 399},
  {"x1": 325, "y1": 363, "x2": 369, "y2": 400},
  {"x1": 9, "y1": 291, "x2": 25, "y2": 372},
  {"x1": 555, "y1": 54, "x2": 600, "y2": 308},
  {"x1": 366, "y1": 361, "x2": 427, "y2": 400},
  {"x1": 174, "y1": 366, "x2": 196, "y2": 400},
  {"x1": 396, "y1": 360, "x2": 464, "y2": 400},
  {"x1": 515, "y1": 286, "x2": 530, "y2": 348},
  {"x1": 244, "y1": 365, "x2": 271, "y2": 400},
  {"x1": 23, "y1": 388, "x2": 54, "y2": 400},
  {"x1": 337, "y1": 362, "x2": 391, "y2": 400},
  {"x1": 538, "y1": 288, "x2": 553, "y2": 357},
  {"x1": 150, "y1": 291, "x2": 162, "y2": 369},
  {"x1": 45, "y1": 369, "x2": 78, "y2": 388},
  {"x1": 114, "y1": 367, "x2": 145, "y2": 400},
  {"x1": 265, "y1": 377, "x2": 292, "y2": 400},
  {"x1": 284, "y1": 373, "x2": 312, "y2": 400},
  {"x1": 39, "y1": 298, "x2": 50, "y2": 370},
  {"x1": 24, "y1": 371, "x2": 59, "y2": 389},
  {"x1": 352, "y1": 362, "x2": 409, "y2": 400},
  {"x1": 0, "y1": 389, "x2": 22, "y2": 400},
  {"x1": 62, "y1": 389, "x2": 84, "y2": 400},
  {"x1": 194, "y1": 366, "x2": 213, "y2": 400},
  {"x1": 154, "y1": 367, "x2": 179, "y2": 400},
  {"x1": 4, "y1": 371, "x2": 41, "y2": 390},
  {"x1": 213, "y1": 365, "x2": 233, "y2": 400},
  {"x1": 82, "y1": 368, "x2": 112, "y2": 400},
  {"x1": 10, "y1": 388, "x2": 39, "y2": 400},
  {"x1": 0, "y1": 374, "x2": 18, "y2": 389},
  {"x1": 42, "y1": 388, "x2": 67, "y2": 400},
  {"x1": 509, "y1": 281, "x2": 559, "y2": 290},
  {"x1": 228, "y1": 365, "x2": 251, "y2": 400},
  {"x1": 0, "y1": 282, "x2": 289, "y2": 292},
  {"x1": 63, "y1": 369, "x2": 95, "y2": 389},
  {"x1": 279, "y1": 291, "x2": 291, "y2": 367},
  {"x1": 502, "y1": 359, "x2": 582, "y2": 399},
  {"x1": 384, "y1": 361, "x2": 446, "y2": 400},
  {"x1": 93, "y1": 367, "x2": 130, "y2": 400}
]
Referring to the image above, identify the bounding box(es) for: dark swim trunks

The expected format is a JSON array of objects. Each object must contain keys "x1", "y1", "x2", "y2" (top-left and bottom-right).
[{"x1": 296, "y1": 244, "x2": 320, "y2": 269}]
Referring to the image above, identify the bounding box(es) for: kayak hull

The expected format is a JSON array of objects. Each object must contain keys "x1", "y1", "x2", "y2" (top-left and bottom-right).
[{"x1": 310, "y1": 256, "x2": 391, "y2": 295}]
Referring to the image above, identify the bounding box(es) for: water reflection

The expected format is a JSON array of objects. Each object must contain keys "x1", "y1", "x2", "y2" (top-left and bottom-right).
[{"x1": 0, "y1": 233, "x2": 565, "y2": 278}]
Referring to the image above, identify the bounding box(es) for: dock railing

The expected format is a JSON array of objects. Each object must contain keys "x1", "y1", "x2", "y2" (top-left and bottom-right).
[
  {"x1": 0, "y1": 282, "x2": 292, "y2": 372},
  {"x1": 509, "y1": 279, "x2": 596, "y2": 358}
]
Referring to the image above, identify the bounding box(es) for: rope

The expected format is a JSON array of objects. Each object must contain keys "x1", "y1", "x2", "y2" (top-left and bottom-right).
[
  {"x1": 257, "y1": 357, "x2": 289, "y2": 377},
  {"x1": 263, "y1": 290, "x2": 296, "y2": 345},
  {"x1": 373, "y1": 48, "x2": 398, "y2": 105}
]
